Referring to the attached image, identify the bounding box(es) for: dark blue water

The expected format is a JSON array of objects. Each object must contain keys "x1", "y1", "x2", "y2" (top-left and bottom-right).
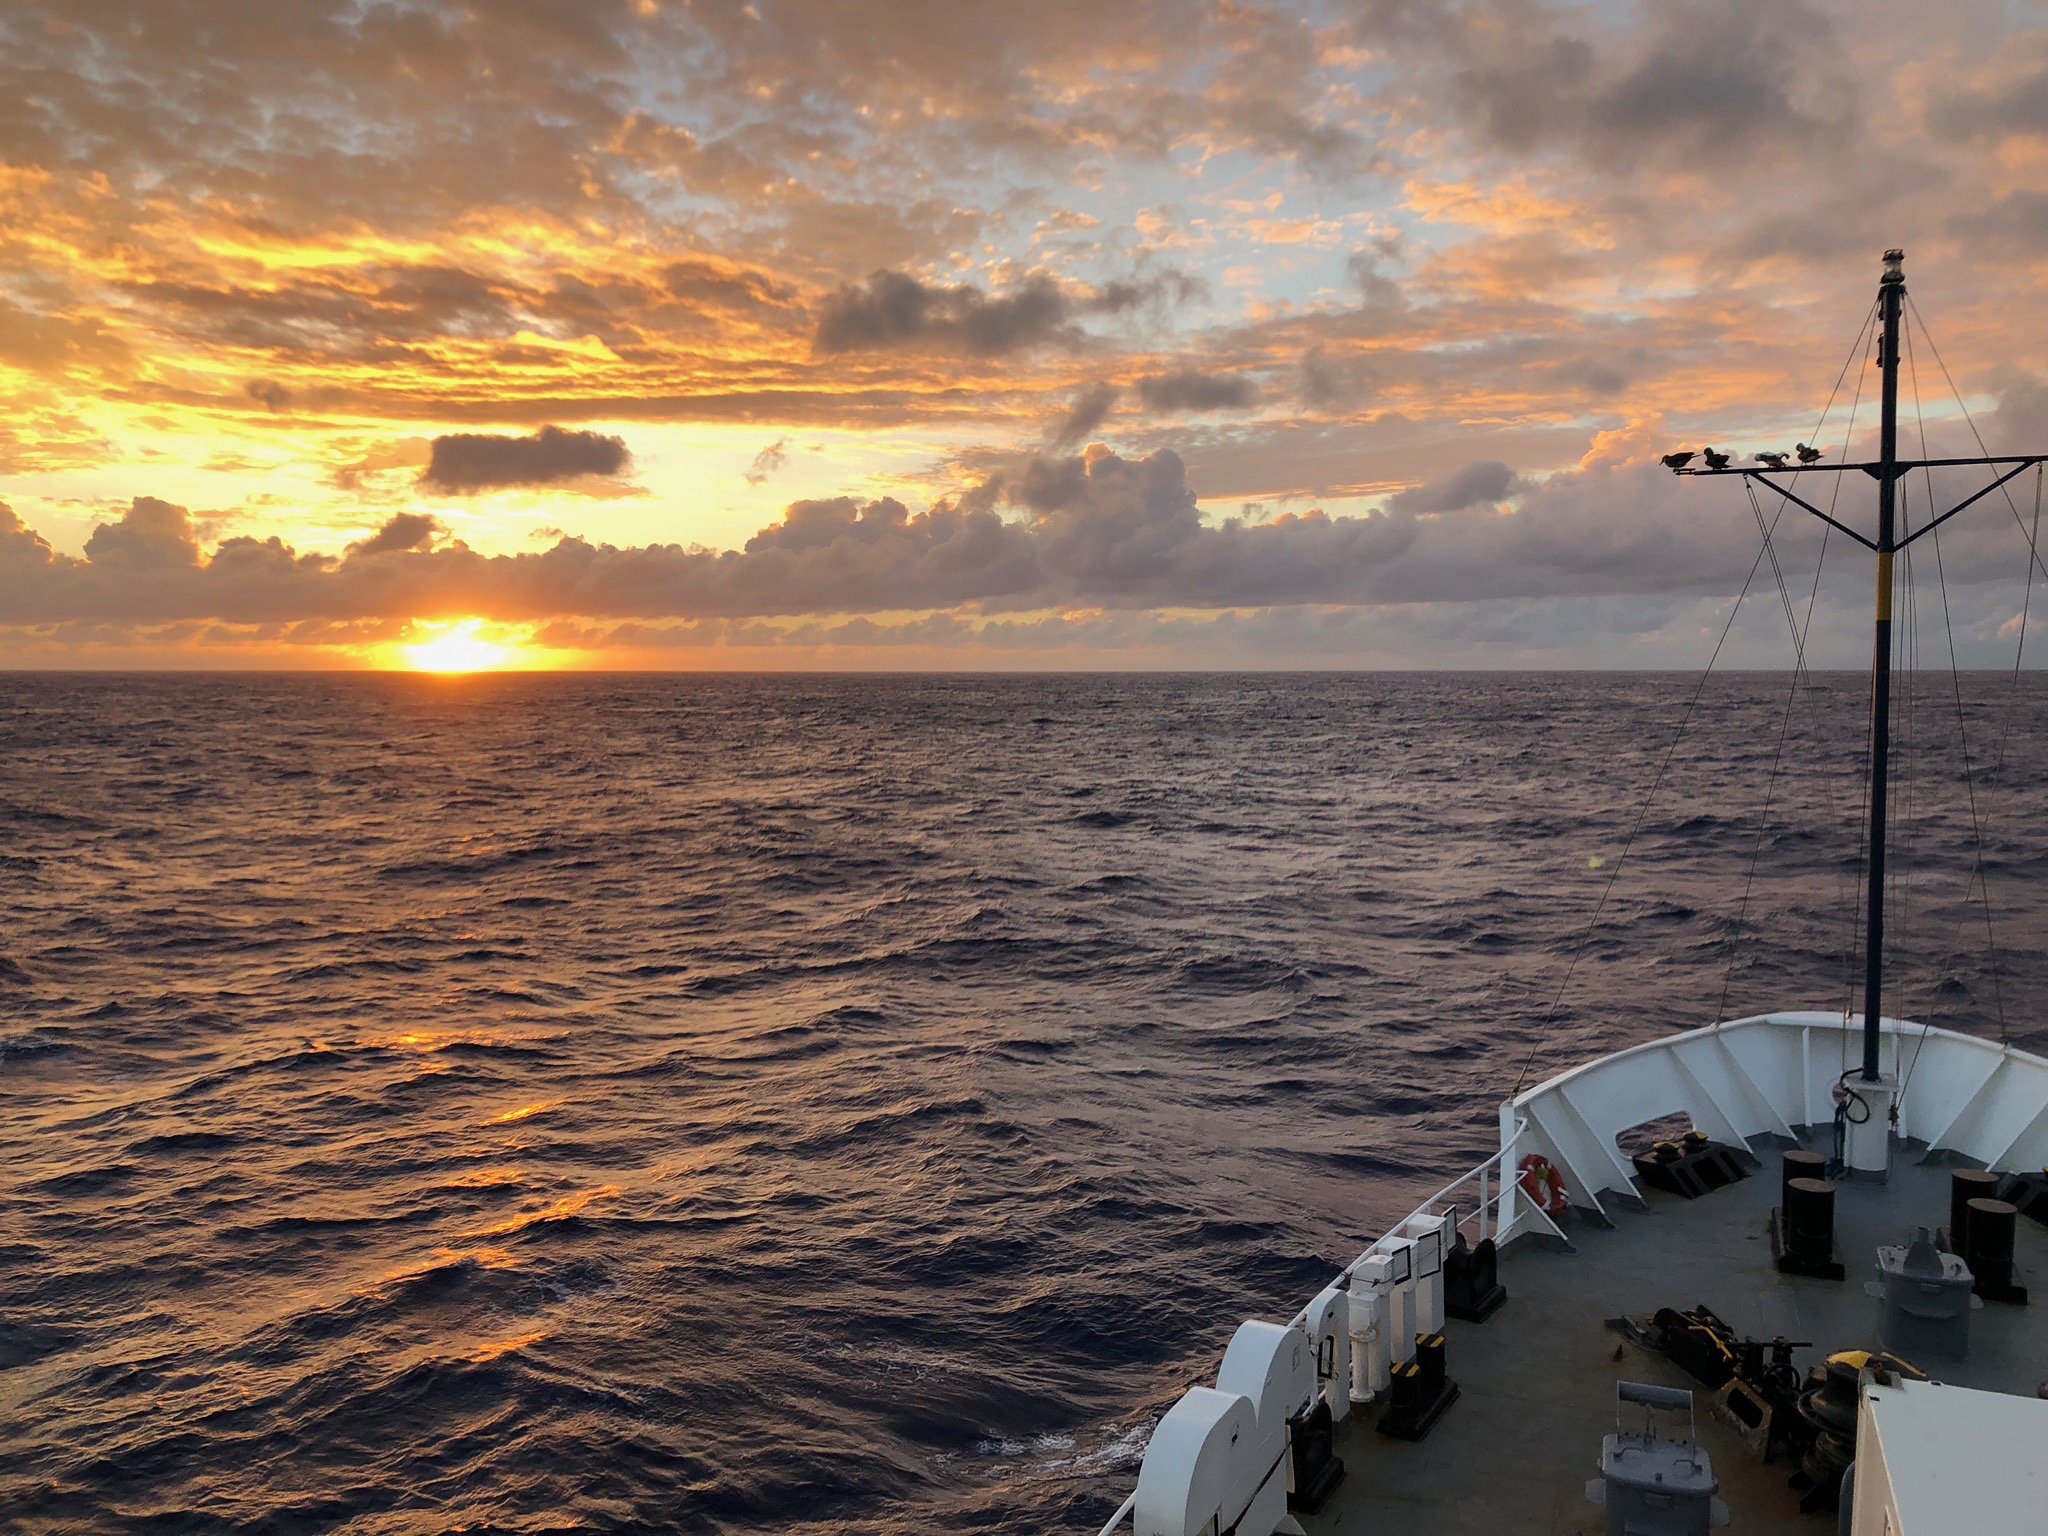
[{"x1": 2, "y1": 672, "x2": 2043, "y2": 1533}]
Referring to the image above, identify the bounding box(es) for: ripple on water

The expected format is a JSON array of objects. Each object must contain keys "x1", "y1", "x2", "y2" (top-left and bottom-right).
[{"x1": 1, "y1": 671, "x2": 2044, "y2": 1533}]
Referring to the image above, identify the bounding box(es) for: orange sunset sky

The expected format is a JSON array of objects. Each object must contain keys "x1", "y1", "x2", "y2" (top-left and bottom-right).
[{"x1": 5, "y1": 0, "x2": 2048, "y2": 668}]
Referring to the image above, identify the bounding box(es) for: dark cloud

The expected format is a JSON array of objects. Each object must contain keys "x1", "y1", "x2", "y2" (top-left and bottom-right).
[
  {"x1": 1439, "y1": 0, "x2": 1851, "y2": 172},
  {"x1": 127, "y1": 266, "x2": 519, "y2": 360},
  {"x1": 812, "y1": 269, "x2": 1192, "y2": 357},
  {"x1": 82, "y1": 497, "x2": 201, "y2": 570},
  {"x1": 745, "y1": 439, "x2": 790, "y2": 485},
  {"x1": 1135, "y1": 369, "x2": 1257, "y2": 413},
  {"x1": 421, "y1": 426, "x2": 632, "y2": 493},
  {"x1": 1988, "y1": 376, "x2": 2048, "y2": 453},
  {"x1": 9, "y1": 446, "x2": 2039, "y2": 642},
  {"x1": 1346, "y1": 239, "x2": 1406, "y2": 310},
  {"x1": 1957, "y1": 191, "x2": 2048, "y2": 258},
  {"x1": 814, "y1": 271, "x2": 1069, "y2": 356},
  {"x1": 1300, "y1": 346, "x2": 1380, "y2": 409},
  {"x1": 1387, "y1": 460, "x2": 1522, "y2": 514},
  {"x1": 1048, "y1": 383, "x2": 1121, "y2": 447},
  {"x1": 1927, "y1": 65, "x2": 2048, "y2": 142},
  {"x1": 660, "y1": 257, "x2": 803, "y2": 313},
  {"x1": 10, "y1": 0, "x2": 2048, "y2": 670},
  {"x1": 351, "y1": 513, "x2": 443, "y2": 556}
]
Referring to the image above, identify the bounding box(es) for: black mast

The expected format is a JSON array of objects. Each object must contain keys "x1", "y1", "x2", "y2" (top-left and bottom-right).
[
  {"x1": 1861, "y1": 249, "x2": 1905, "y2": 1082},
  {"x1": 1674, "y1": 251, "x2": 2048, "y2": 1090}
]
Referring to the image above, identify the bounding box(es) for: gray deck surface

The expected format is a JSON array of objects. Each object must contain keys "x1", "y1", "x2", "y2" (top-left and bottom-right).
[{"x1": 1303, "y1": 1138, "x2": 2048, "y2": 1534}]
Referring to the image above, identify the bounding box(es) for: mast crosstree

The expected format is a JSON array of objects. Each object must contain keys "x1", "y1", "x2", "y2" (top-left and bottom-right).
[{"x1": 1672, "y1": 250, "x2": 2040, "y2": 1091}]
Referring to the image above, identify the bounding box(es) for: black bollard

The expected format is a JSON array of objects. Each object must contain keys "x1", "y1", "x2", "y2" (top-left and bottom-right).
[
  {"x1": 1783, "y1": 1150, "x2": 1826, "y2": 1211},
  {"x1": 1779, "y1": 1177, "x2": 1846, "y2": 1279},
  {"x1": 1965, "y1": 1196, "x2": 2028, "y2": 1304},
  {"x1": 1949, "y1": 1168, "x2": 2000, "y2": 1253},
  {"x1": 1377, "y1": 1333, "x2": 1459, "y2": 1441},
  {"x1": 1443, "y1": 1230, "x2": 1508, "y2": 1322}
]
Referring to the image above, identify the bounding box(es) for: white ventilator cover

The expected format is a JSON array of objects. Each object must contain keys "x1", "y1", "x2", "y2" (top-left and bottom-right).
[
  {"x1": 1299, "y1": 1283, "x2": 1351, "y2": 1423},
  {"x1": 1134, "y1": 1386, "x2": 1260, "y2": 1536},
  {"x1": 1347, "y1": 1254, "x2": 1392, "y2": 1401},
  {"x1": 1214, "y1": 1320, "x2": 1314, "y2": 1536},
  {"x1": 1842, "y1": 1073, "x2": 1898, "y2": 1176},
  {"x1": 1367, "y1": 1235, "x2": 1419, "y2": 1363},
  {"x1": 1400, "y1": 1214, "x2": 1448, "y2": 1335}
]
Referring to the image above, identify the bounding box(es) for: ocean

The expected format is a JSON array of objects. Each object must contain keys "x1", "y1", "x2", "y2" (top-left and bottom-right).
[{"x1": 2, "y1": 671, "x2": 2043, "y2": 1533}]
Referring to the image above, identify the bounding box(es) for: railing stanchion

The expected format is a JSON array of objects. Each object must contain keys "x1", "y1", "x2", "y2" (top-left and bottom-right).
[
  {"x1": 1095, "y1": 1492, "x2": 1137, "y2": 1535},
  {"x1": 1496, "y1": 1102, "x2": 1521, "y2": 1240}
]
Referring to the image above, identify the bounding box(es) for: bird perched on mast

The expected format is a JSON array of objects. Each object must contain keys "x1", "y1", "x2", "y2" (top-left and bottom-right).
[
  {"x1": 1702, "y1": 447, "x2": 1731, "y2": 470},
  {"x1": 1660, "y1": 449, "x2": 1697, "y2": 470},
  {"x1": 1755, "y1": 451, "x2": 1790, "y2": 469},
  {"x1": 1796, "y1": 443, "x2": 1823, "y2": 464}
]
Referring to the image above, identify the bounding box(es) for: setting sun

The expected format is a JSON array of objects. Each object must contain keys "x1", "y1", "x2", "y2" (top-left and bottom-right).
[{"x1": 399, "y1": 620, "x2": 516, "y2": 673}]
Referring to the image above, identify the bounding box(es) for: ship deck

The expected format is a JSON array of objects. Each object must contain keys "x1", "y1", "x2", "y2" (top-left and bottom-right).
[{"x1": 1301, "y1": 1139, "x2": 2048, "y2": 1535}]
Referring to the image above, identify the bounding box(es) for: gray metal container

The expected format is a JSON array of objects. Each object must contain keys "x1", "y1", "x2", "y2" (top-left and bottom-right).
[
  {"x1": 1878, "y1": 1227, "x2": 1974, "y2": 1359},
  {"x1": 1586, "y1": 1382, "x2": 1727, "y2": 1536}
]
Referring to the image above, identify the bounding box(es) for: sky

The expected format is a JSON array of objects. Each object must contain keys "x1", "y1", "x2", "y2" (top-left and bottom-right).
[{"x1": 6, "y1": 0, "x2": 2048, "y2": 669}]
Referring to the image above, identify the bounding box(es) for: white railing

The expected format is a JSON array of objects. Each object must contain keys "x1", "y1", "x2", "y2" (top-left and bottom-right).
[
  {"x1": 1362, "y1": 1112, "x2": 1572, "y2": 1265},
  {"x1": 1504, "y1": 1011, "x2": 2048, "y2": 1230},
  {"x1": 1094, "y1": 1493, "x2": 1136, "y2": 1536},
  {"x1": 1090, "y1": 1116, "x2": 1566, "y2": 1533},
  {"x1": 1090, "y1": 1011, "x2": 2048, "y2": 1533}
]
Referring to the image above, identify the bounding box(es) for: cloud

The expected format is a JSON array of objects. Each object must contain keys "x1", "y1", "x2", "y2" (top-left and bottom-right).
[
  {"x1": 1299, "y1": 346, "x2": 1380, "y2": 409},
  {"x1": 8, "y1": 0, "x2": 2048, "y2": 672},
  {"x1": 350, "y1": 512, "x2": 443, "y2": 556},
  {"x1": 245, "y1": 379, "x2": 293, "y2": 413},
  {"x1": 82, "y1": 497, "x2": 202, "y2": 570},
  {"x1": 745, "y1": 438, "x2": 789, "y2": 485},
  {"x1": 1386, "y1": 460, "x2": 1523, "y2": 514},
  {"x1": 1957, "y1": 191, "x2": 2048, "y2": 257},
  {"x1": 812, "y1": 269, "x2": 1189, "y2": 356},
  {"x1": 420, "y1": 426, "x2": 632, "y2": 493},
  {"x1": 1988, "y1": 376, "x2": 2048, "y2": 452},
  {"x1": 813, "y1": 271, "x2": 1068, "y2": 356},
  {"x1": 8, "y1": 438, "x2": 2046, "y2": 677},
  {"x1": 1439, "y1": 0, "x2": 1852, "y2": 173},
  {"x1": 1345, "y1": 240, "x2": 1406, "y2": 310},
  {"x1": 1927, "y1": 59, "x2": 2048, "y2": 143},
  {"x1": 1135, "y1": 369, "x2": 1257, "y2": 413},
  {"x1": 1048, "y1": 383, "x2": 1121, "y2": 447}
]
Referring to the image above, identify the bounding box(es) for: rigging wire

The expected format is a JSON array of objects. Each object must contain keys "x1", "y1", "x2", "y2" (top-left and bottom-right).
[
  {"x1": 1906, "y1": 316, "x2": 2012, "y2": 1050},
  {"x1": 1908, "y1": 296, "x2": 2048, "y2": 586},
  {"x1": 1993, "y1": 463, "x2": 2043, "y2": 778},
  {"x1": 1506, "y1": 523, "x2": 1781, "y2": 1099},
  {"x1": 1813, "y1": 297, "x2": 1883, "y2": 540},
  {"x1": 1831, "y1": 302, "x2": 1883, "y2": 1071},
  {"x1": 1926, "y1": 519, "x2": 2010, "y2": 1046},
  {"x1": 1897, "y1": 479, "x2": 1933, "y2": 1095},
  {"x1": 1507, "y1": 297, "x2": 1882, "y2": 1096},
  {"x1": 1904, "y1": 295, "x2": 2048, "y2": 841},
  {"x1": 1714, "y1": 481, "x2": 1830, "y2": 1026},
  {"x1": 1713, "y1": 298, "x2": 1877, "y2": 1064},
  {"x1": 1793, "y1": 295, "x2": 1882, "y2": 499},
  {"x1": 1895, "y1": 337, "x2": 1935, "y2": 1096}
]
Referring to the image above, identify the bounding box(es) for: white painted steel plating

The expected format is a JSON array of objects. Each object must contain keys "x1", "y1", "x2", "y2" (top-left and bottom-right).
[
  {"x1": 1092, "y1": 1012, "x2": 2048, "y2": 1534},
  {"x1": 1851, "y1": 1377, "x2": 2048, "y2": 1534},
  {"x1": 1499, "y1": 1012, "x2": 2048, "y2": 1243}
]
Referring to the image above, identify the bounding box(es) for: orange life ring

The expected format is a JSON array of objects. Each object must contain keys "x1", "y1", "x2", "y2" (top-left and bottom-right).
[{"x1": 1518, "y1": 1154, "x2": 1570, "y2": 1218}]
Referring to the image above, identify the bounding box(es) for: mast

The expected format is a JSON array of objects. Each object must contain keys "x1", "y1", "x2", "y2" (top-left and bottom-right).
[
  {"x1": 1670, "y1": 250, "x2": 2048, "y2": 1159},
  {"x1": 1861, "y1": 249, "x2": 1905, "y2": 1082}
]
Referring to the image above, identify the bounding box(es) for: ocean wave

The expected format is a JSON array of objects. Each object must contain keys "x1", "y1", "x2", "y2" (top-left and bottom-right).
[{"x1": 3, "y1": 670, "x2": 2043, "y2": 1534}]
